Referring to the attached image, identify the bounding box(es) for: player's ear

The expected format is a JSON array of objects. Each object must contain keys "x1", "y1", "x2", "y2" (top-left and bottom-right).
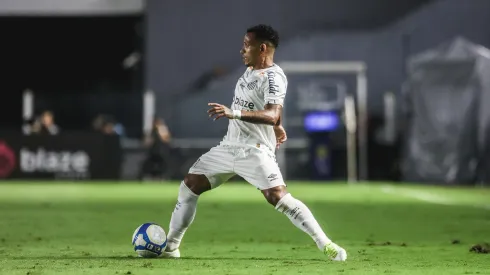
[{"x1": 260, "y1": 43, "x2": 266, "y2": 52}]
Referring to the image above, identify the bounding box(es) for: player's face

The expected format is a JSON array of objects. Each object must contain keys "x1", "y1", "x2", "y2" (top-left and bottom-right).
[{"x1": 240, "y1": 33, "x2": 261, "y2": 67}]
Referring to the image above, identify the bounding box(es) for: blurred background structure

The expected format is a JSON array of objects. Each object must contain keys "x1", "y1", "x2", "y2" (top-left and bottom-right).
[{"x1": 1, "y1": 0, "x2": 490, "y2": 185}]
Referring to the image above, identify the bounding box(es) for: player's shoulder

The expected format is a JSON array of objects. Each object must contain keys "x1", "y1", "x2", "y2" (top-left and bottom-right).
[
  {"x1": 264, "y1": 64, "x2": 285, "y2": 76},
  {"x1": 262, "y1": 64, "x2": 287, "y2": 84}
]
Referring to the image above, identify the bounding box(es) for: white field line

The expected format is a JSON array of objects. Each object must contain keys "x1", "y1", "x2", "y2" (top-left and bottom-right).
[{"x1": 380, "y1": 186, "x2": 490, "y2": 210}]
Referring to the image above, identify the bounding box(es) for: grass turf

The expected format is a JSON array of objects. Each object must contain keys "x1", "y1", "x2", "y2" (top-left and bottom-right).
[{"x1": 0, "y1": 181, "x2": 489, "y2": 275}]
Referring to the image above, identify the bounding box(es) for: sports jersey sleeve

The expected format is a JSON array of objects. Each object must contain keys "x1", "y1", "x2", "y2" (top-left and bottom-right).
[{"x1": 264, "y1": 71, "x2": 287, "y2": 106}]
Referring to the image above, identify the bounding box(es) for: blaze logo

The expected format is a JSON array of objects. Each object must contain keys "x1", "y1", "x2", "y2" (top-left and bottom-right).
[
  {"x1": 232, "y1": 96, "x2": 255, "y2": 110},
  {"x1": 0, "y1": 141, "x2": 16, "y2": 178}
]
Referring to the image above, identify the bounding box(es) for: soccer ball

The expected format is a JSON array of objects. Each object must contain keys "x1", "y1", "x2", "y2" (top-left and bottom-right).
[{"x1": 132, "y1": 223, "x2": 167, "y2": 258}]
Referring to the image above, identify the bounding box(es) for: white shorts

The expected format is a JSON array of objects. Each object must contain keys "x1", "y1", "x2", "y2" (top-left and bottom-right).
[{"x1": 188, "y1": 143, "x2": 285, "y2": 190}]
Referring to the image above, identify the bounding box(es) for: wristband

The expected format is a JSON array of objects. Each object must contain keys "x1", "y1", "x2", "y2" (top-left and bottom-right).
[{"x1": 233, "y1": 110, "x2": 242, "y2": 119}]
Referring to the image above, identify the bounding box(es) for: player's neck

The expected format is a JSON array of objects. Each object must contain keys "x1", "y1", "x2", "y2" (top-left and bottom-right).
[{"x1": 252, "y1": 56, "x2": 274, "y2": 70}]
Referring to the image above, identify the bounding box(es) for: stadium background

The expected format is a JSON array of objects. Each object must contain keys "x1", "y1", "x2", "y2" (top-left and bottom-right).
[
  {"x1": 1, "y1": 1, "x2": 490, "y2": 274},
  {"x1": 1, "y1": 0, "x2": 490, "y2": 185}
]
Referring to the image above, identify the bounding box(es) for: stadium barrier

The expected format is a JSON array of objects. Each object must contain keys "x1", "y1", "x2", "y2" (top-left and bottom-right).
[{"x1": 0, "y1": 131, "x2": 122, "y2": 180}]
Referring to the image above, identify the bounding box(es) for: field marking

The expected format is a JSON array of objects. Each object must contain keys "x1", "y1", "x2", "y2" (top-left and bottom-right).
[{"x1": 380, "y1": 185, "x2": 490, "y2": 210}]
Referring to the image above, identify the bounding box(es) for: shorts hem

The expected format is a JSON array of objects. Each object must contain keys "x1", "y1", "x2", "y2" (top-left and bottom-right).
[
  {"x1": 256, "y1": 181, "x2": 287, "y2": 191},
  {"x1": 187, "y1": 170, "x2": 216, "y2": 187}
]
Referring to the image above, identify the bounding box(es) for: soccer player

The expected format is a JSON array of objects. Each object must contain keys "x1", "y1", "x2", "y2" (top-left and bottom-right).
[{"x1": 163, "y1": 24, "x2": 347, "y2": 261}]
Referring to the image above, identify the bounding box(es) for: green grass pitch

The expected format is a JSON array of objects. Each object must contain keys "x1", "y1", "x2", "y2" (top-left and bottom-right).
[{"x1": 0, "y1": 181, "x2": 489, "y2": 275}]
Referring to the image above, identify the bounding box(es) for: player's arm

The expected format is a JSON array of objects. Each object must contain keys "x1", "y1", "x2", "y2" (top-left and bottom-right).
[
  {"x1": 207, "y1": 103, "x2": 281, "y2": 125},
  {"x1": 208, "y1": 71, "x2": 287, "y2": 125},
  {"x1": 238, "y1": 104, "x2": 282, "y2": 125},
  {"x1": 273, "y1": 113, "x2": 287, "y2": 148},
  {"x1": 274, "y1": 112, "x2": 282, "y2": 126}
]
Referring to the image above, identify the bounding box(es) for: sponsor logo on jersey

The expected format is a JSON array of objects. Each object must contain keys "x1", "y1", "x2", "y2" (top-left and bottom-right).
[
  {"x1": 232, "y1": 96, "x2": 255, "y2": 110},
  {"x1": 266, "y1": 71, "x2": 279, "y2": 95}
]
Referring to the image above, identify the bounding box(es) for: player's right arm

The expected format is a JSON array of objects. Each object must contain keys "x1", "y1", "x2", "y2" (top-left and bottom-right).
[
  {"x1": 274, "y1": 124, "x2": 287, "y2": 148},
  {"x1": 275, "y1": 113, "x2": 281, "y2": 126}
]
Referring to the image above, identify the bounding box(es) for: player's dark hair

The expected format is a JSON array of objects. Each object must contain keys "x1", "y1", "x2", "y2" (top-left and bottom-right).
[{"x1": 246, "y1": 24, "x2": 279, "y2": 48}]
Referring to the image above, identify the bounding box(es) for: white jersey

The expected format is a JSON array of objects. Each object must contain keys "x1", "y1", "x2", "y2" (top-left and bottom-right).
[{"x1": 222, "y1": 64, "x2": 288, "y2": 151}]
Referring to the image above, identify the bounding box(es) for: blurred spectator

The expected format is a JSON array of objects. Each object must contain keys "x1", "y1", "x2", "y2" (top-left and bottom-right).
[
  {"x1": 113, "y1": 122, "x2": 126, "y2": 136},
  {"x1": 140, "y1": 117, "x2": 172, "y2": 180},
  {"x1": 92, "y1": 114, "x2": 125, "y2": 136},
  {"x1": 22, "y1": 118, "x2": 35, "y2": 135},
  {"x1": 102, "y1": 120, "x2": 116, "y2": 135},
  {"x1": 31, "y1": 111, "x2": 60, "y2": 135},
  {"x1": 92, "y1": 114, "x2": 107, "y2": 132}
]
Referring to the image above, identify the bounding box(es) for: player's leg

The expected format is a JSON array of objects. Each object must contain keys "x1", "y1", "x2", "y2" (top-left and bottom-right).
[
  {"x1": 235, "y1": 147, "x2": 346, "y2": 261},
  {"x1": 164, "y1": 173, "x2": 210, "y2": 256},
  {"x1": 163, "y1": 146, "x2": 235, "y2": 257},
  {"x1": 262, "y1": 185, "x2": 347, "y2": 261}
]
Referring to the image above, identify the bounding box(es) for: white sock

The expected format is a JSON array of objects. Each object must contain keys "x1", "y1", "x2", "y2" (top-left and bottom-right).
[
  {"x1": 165, "y1": 181, "x2": 199, "y2": 251},
  {"x1": 275, "y1": 193, "x2": 331, "y2": 250}
]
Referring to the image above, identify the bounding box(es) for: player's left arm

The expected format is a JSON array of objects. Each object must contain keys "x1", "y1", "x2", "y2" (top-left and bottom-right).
[
  {"x1": 238, "y1": 71, "x2": 286, "y2": 125},
  {"x1": 240, "y1": 103, "x2": 283, "y2": 125},
  {"x1": 208, "y1": 71, "x2": 286, "y2": 126},
  {"x1": 208, "y1": 103, "x2": 281, "y2": 125}
]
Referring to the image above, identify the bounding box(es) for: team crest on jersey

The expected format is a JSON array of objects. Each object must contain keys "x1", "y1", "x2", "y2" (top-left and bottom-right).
[{"x1": 247, "y1": 80, "x2": 258, "y2": 91}]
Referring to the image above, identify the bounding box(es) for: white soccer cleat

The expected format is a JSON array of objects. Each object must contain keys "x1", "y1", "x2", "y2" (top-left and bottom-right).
[
  {"x1": 162, "y1": 248, "x2": 180, "y2": 258},
  {"x1": 324, "y1": 242, "x2": 347, "y2": 261}
]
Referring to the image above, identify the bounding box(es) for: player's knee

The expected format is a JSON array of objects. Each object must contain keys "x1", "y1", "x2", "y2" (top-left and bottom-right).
[
  {"x1": 265, "y1": 194, "x2": 281, "y2": 206},
  {"x1": 184, "y1": 174, "x2": 211, "y2": 195},
  {"x1": 262, "y1": 186, "x2": 288, "y2": 206}
]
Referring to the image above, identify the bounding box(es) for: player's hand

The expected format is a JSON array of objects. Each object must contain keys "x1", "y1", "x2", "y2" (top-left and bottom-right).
[
  {"x1": 207, "y1": 103, "x2": 233, "y2": 121},
  {"x1": 274, "y1": 125, "x2": 287, "y2": 149}
]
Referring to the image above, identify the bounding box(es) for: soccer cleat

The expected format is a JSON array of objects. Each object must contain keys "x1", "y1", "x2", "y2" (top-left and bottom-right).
[
  {"x1": 324, "y1": 242, "x2": 347, "y2": 261},
  {"x1": 162, "y1": 248, "x2": 180, "y2": 258}
]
